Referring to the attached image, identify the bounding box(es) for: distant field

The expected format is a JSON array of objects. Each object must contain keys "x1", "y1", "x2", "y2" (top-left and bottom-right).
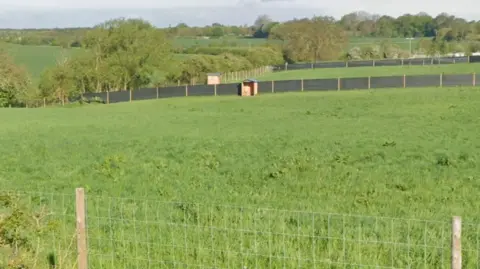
[
  {"x1": 256, "y1": 63, "x2": 480, "y2": 81},
  {"x1": 173, "y1": 36, "x2": 424, "y2": 51},
  {"x1": 2, "y1": 87, "x2": 480, "y2": 268},
  {"x1": 0, "y1": 42, "x2": 83, "y2": 81},
  {"x1": 173, "y1": 37, "x2": 275, "y2": 48}
]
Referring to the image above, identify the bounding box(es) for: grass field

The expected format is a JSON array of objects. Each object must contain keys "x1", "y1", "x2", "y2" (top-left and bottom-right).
[
  {"x1": 257, "y1": 62, "x2": 480, "y2": 81},
  {"x1": 2, "y1": 87, "x2": 480, "y2": 268},
  {"x1": 0, "y1": 42, "x2": 83, "y2": 81}
]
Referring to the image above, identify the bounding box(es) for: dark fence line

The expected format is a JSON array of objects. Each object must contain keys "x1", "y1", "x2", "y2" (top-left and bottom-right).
[
  {"x1": 82, "y1": 72, "x2": 479, "y2": 104},
  {"x1": 272, "y1": 55, "x2": 480, "y2": 71}
]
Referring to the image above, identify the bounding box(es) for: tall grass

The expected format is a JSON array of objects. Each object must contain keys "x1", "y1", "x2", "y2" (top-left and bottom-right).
[{"x1": 2, "y1": 87, "x2": 480, "y2": 267}]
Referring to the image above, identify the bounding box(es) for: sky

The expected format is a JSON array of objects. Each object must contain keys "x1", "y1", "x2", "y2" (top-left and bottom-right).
[{"x1": 0, "y1": 0, "x2": 478, "y2": 28}]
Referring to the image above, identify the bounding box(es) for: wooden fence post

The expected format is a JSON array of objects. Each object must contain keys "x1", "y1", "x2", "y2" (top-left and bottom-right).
[
  {"x1": 473, "y1": 73, "x2": 476, "y2": 86},
  {"x1": 156, "y1": 87, "x2": 159, "y2": 99},
  {"x1": 368, "y1": 76, "x2": 371, "y2": 89},
  {"x1": 43, "y1": 98, "x2": 46, "y2": 108},
  {"x1": 185, "y1": 85, "x2": 188, "y2": 96},
  {"x1": 271, "y1": 81, "x2": 274, "y2": 93},
  {"x1": 452, "y1": 216, "x2": 461, "y2": 269},
  {"x1": 440, "y1": 73, "x2": 443, "y2": 87},
  {"x1": 337, "y1": 78, "x2": 341, "y2": 91},
  {"x1": 214, "y1": 84, "x2": 217, "y2": 96},
  {"x1": 129, "y1": 90, "x2": 132, "y2": 102},
  {"x1": 76, "y1": 188, "x2": 88, "y2": 269},
  {"x1": 403, "y1": 74, "x2": 406, "y2": 88},
  {"x1": 401, "y1": 58, "x2": 404, "y2": 66},
  {"x1": 373, "y1": 60, "x2": 375, "y2": 67},
  {"x1": 301, "y1": 78, "x2": 304, "y2": 91},
  {"x1": 106, "y1": 91, "x2": 110, "y2": 104}
]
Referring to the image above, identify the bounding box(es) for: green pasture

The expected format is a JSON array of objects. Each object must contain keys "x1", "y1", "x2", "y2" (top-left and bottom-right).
[
  {"x1": 256, "y1": 62, "x2": 480, "y2": 81},
  {"x1": 0, "y1": 42, "x2": 83, "y2": 81},
  {"x1": 2, "y1": 87, "x2": 480, "y2": 268}
]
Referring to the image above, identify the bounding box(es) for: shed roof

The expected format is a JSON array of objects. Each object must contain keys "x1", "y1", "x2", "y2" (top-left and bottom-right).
[{"x1": 207, "y1": 72, "x2": 222, "y2": 76}]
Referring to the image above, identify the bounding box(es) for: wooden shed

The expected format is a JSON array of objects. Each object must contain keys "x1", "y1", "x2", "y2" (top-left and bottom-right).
[
  {"x1": 207, "y1": 73, "x2": 222, "y2": 85},
  {"x1": 239, "y1": 79, "x2": 258, "y2": 96}
]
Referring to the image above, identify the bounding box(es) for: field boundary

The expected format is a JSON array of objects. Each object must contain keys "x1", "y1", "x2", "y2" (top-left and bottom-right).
[
  {"x1": 0, "y1": 188, "x2": 469, "y2": 268},
  {"x1": 273, "y1": 55, "x2": 480, "y2": 71},
  {"x1": 54, "y1": 72, "x2": 479, "y2": 106}
]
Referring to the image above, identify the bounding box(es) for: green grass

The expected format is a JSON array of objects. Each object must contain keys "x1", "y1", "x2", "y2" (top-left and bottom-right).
[
  {"x1": 257, "y1": 62, "x2": 480, "y2": 81},
  {"x1": 2, "y1": 87, "x2": 480, "y2": 268},
  {"x1": 0, "y1": 42, "x2": 84, "y2": 81},
  {"x1": 173, "y1": 37, "x2": 274, "y2": 48}
]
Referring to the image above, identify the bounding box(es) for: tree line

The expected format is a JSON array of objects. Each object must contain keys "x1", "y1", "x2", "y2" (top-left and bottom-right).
[
  {"x1": 1, "y1": 11, "x2": 480, "y2": 47},
  {"x1": 1, "y1": 12, "x2": 479, "y2": 108}
]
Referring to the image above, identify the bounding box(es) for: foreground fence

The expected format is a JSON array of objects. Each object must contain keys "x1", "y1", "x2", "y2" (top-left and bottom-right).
[
  {"x1": 79, "y1": 72, "x2": 480, "y2": 104},
  {"x1": 0, "y1": 188, "x2": 477, "y2": 269},
  {"x1": 273, "y1": 55, "x2": 480, "y2": 71}
]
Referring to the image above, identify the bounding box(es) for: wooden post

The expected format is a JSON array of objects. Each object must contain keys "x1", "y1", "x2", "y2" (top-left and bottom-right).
[
  {"x1": 368, "y1": 76, "x2": 371, "y2": 89},
  {"x1": 271, "y1": 81, "x2": 274, "y2": 93},
  {"x1": 337, "y1": 78, "x2": 341, "y2": 91},
  {"x1": 403, "y1": 74, "x2": 406, "y2": 88},
  {"x1": 129, "y1": 90, "x2": 132, "y2": 102},
  {"x1": 401, "y1": 59, "x2": 404, "y2": 66},
  {"x1": 185, "y1": 85, "x2": 188, "y2": 96},
  {"x1": 373, "y1": 60, "x2": 375, "y2": 67},
  {"x1": 43, "y1": 98, "x2": 46, "y2": 108},
  {"x1": 301, "y1": 78, "x2": 304, "y2": 91},
  {"x1": 422, "y1": 59, "x2": 425, "y2": 66},
  {"x1": 440, "y1": 73, "x2": 443, "y2": 87},
  {"x1": 156, "y1": 87, "x2": 159, "y2": 99},
  {"x1": 76, "y1": 188, "x2": 87, "y2": 269},
  {"x1": 214, "y1": 84, "x2": 217, "y2": 96},
  {"x1": 452, "y1": 216, "x2": 461, "y2": 269},
  {"x1": 473, "y1": 73, "x2": 476, "y2": 86},
  {"x1": 106, "y1": 91, "x2": 110, "y2": 104},
  {"x1": 346, "y1": 61, "x2": 348, "y2": 68}
]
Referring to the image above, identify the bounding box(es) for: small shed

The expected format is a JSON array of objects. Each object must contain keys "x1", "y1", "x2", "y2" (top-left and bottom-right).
[
  {"x1": 207, "y1": 73, "x2": 222, "y2": 85},
  {"x1": 239, "y1": 79, "x2": 258, "y2": 96}
]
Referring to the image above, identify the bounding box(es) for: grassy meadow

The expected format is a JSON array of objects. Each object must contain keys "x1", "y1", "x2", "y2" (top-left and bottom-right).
[
  {"x1": 2, "y1": 87, "x2": 480, "y2": 268},
  {"x1": 0, "y1": 42, "x2": 84, "y2": 81},
  {"x1": 257, "y1": 62, "x2": 480, "y2": 81}
]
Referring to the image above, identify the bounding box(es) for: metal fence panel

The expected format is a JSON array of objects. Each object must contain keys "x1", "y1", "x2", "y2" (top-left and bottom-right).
[
  {"x1": 405, "y1": 75, "x2": 440, "y2": 87},
  {"x1": 404, "y1": 58, "x2": 428, "y2": 66},
  {"x1": 159, "y1": 86, "x2": 186, "y2": 98},
  {"x1": 188, "y1": 85, "x2": 214, "y2": 96},
  {"x1": 134, "y1": 88, "x2": 157, "y2": 101},
  {"x1": 83, "y1": 92, "x2": 107, "y2": 103},
  {"x1": 314, "y1": 61, "x2": 346, "y2": 68},
  {"x1": 370, "y1": 76, "x2": 404, "y2": 89},
  {"x1": 348, "y1": 60, "x2": 374, "y2": 68},
  {"x1": 108, "y1": 91, "x2": 130, "y2": 103},
  {"x1": 442, "y1": 74, "x2": 474, "y2": 87},
  {"x1": 373, "y1": 59, "x2": 403, "y2": 67},
  {"x1": 258, "y1": 81, "x2": 273, "y2": 94},
  {"x1": 470, "y1": 56, "x2": 480, "y2": 63},
  {"x1": 216, "y1": 83, "x2": 238, "y2": 96},
  {"x1": 303, "y1": 79, "x2": 338, "y2": 91},
  {"x1": 286, "y1": 63, "x2": 311, "y2": 71},
  {"x1": 341, "y1": 77, "x2": 369, "y2": 90},
  {"x1": 274, "y1": 80, "x2": 301, "y2": 92}
]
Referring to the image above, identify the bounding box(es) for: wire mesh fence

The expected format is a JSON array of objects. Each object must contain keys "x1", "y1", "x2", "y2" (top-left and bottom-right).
[{"x1": 1, "y1": 189, "x2": 479, "y2": 268}]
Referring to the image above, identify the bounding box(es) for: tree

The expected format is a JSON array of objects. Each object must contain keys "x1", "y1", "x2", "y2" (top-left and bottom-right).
[
  {"x1": 43, "y1": 17, "x2": 173, "y2": 97},
  {"x1": 0, "y1": 51, "x2": 31, "y2": 107},
  {"x1": 272, "y1": 17, "x2": 348, "y2": 62}
]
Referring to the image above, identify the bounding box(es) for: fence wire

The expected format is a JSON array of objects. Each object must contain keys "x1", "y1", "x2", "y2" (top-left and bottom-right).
[
  {"x1": 84, "y1": 195, "x2": 479, "y2": 269},
  {"x1": 2, "y1": 190, "x2": 480, "y2": 268}
]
